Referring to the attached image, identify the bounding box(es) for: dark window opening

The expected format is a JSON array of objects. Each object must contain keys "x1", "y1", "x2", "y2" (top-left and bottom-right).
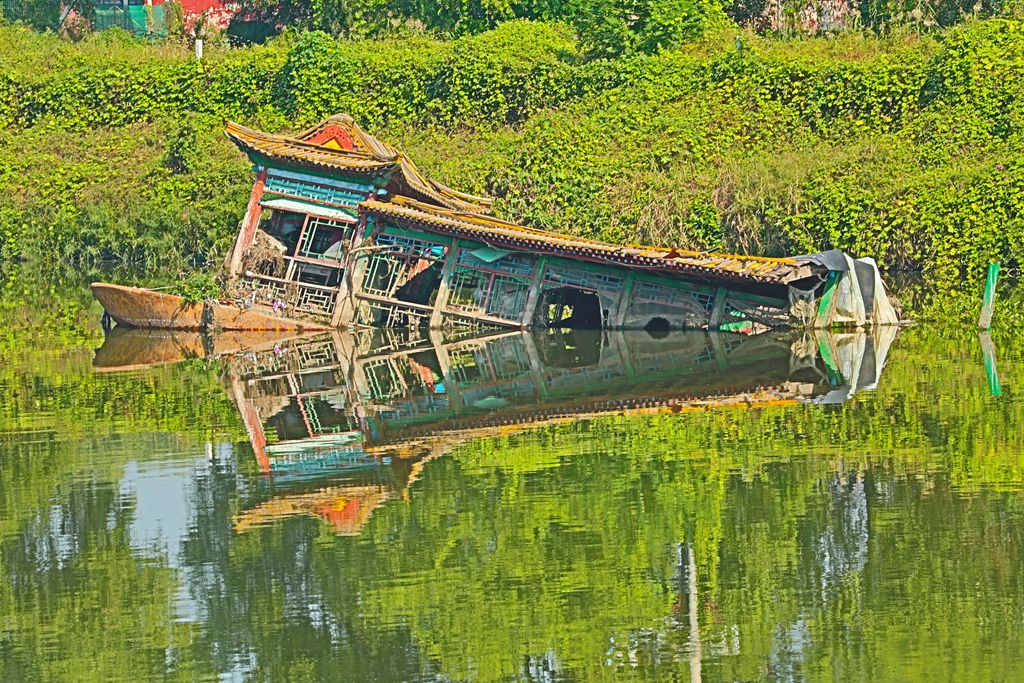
[
  {"x1": 263, "y1": 211, "x2": 304, "y2": 254},
  {"x1": 644, "y1": 317, "x2": 672, "y2": 338},
  {"x1": 394, "y1": 261, "x2": 444, "y2": 307},
  {"x1": 538, "y1": 287, "x2": 604, "y2": 329}
]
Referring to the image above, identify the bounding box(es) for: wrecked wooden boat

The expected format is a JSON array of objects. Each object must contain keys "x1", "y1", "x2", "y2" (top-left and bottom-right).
[
  {"x1": 91, "y1": 283, "x2": 330, "y2": 332},
  {"x1": 93, "y1": 114, "x2": 899, "y2": 333}
]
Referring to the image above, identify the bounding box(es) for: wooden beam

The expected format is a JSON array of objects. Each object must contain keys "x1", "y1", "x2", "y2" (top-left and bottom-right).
[
  {"x1": 430, "y1": 240, "x2": 460, "y2": 329},
  {"x1": 227, "y1": 169, "x2": 268, "y2": 276},
  {"x1": 521, "y1": 256, "x2": 549, "y2": 329}
]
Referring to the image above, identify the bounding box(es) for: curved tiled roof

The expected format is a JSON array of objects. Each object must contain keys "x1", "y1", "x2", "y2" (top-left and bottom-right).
[
  {"x1": 225, "y1": 115, "x2": 493, "y2": 214},
  {"x1": 360, "y1": 196, "x2": 817, "y2": 285}
]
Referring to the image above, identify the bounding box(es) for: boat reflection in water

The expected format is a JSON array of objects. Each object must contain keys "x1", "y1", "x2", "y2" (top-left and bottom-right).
[{"x1": 94, "y1": 326, "x2": 898, "y2": 535}]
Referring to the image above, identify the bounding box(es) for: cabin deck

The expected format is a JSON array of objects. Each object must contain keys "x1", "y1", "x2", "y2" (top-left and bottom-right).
[{"x1": 220, "y1": 114, "x2": 898, "y2": 335}]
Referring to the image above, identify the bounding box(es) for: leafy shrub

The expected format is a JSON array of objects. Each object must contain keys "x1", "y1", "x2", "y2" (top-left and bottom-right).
[
  {"x1": 4, "y1": 18, "x2": 1024, "y2": 285},
  {"x1": 170, "y1": 269, "x2": 221, "y2": 302},
  {"x1": 573, "y1": 0, "x2": 733, "y2": 57},
  {"x1": 162, "y1": 118, "x2": 201, "y2": 173}
]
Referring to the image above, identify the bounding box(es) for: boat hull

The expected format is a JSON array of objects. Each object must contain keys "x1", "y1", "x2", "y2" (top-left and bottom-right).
[{"x1": 91, "y1": 283, "x2": 330, "y2": 332}]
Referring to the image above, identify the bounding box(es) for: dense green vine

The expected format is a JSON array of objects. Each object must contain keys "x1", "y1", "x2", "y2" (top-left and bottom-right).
[{"x1": 2, "y1": 20, "x2": 1024, "y2": 288}]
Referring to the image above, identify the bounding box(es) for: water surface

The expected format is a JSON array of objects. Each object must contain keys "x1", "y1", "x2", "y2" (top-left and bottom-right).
[{"x1": 1, "y1": 280, "x2": 1022, "y2": 682}]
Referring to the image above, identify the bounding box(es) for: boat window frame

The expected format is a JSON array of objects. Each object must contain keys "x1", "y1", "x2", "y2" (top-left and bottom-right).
[{"x1": 293, "y1": 215, "x2": 356, "y2": 268}]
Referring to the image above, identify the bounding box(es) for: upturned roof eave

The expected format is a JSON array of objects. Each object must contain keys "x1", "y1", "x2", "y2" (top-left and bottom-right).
[{"x1": 224, "y1": 117, "x2": 494, "y2": 214}]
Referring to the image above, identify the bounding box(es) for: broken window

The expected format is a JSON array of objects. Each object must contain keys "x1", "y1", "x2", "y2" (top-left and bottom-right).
[
  {"x1": 296, "y1": 217, "x2": 353, "y2": 263},
  {"x1": 535, "y1": 265, "x2": 623, "y2": 329},
  {"x1": 360, "y1": 234, "x2": 447, "y2": 301},
  {"x1": 539, "y1": 287, "x2": 604, "y2": 329},
  {"x1": 264, "y1": 211, "x2": 304, "y2": 253},
  {"x1": 445, "y1": 249, "x2": 535, "y2": 323}
]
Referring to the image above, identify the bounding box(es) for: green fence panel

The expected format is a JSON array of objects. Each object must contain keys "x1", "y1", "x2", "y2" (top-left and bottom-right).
[{"x1": 94, "y1": 7, "x2": 126, "y2": 31}]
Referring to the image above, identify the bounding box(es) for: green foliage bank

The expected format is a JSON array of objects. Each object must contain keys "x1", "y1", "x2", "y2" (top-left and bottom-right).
[{"x1": 1, "y1": 19, "x2": 1024, "y2": 304}]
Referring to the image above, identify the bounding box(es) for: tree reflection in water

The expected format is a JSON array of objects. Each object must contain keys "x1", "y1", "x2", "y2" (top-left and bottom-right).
[{"x1": 3, "y1": 313, "x2": 1024, "y2": 681}]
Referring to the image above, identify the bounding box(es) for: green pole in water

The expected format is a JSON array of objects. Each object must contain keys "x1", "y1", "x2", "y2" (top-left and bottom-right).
[
  {"x1": 978, "y1": 263, "x2": 1000, "y2": 331},
  {"x1": 980, "y1": 332, "x2": 1003, "y2": 397}
]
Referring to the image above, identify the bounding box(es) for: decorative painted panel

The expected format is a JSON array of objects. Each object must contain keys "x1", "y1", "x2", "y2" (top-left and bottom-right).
[{"x1": 264, "y1": 173, "x2": 367, "y2": 207}]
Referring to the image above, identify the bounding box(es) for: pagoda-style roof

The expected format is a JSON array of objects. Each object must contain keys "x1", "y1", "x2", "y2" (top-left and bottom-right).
[
  {"x1": 360, "y1": 196, "x2": 816, "y2": 285},
  {"x1": 226, "y1": 115, "x2": 493, "y2": 214}
]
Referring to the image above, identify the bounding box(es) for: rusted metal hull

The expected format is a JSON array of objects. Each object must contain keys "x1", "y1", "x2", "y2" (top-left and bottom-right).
[
  {"x1": 90, "y1": 282, "x2": 330, "y2": 332},
  {"x1": 92, "y1": 283, "x2": 205, "y2": 329}
]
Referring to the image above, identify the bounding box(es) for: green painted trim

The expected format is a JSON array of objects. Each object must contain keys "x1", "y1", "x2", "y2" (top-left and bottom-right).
[
  {"x1": 630, "y1": 269, "x2": 717, "y2": 296},
  {"x1": 544, "y1": 255, "x2": 630, "y2": 279},
  {"x1": 723, "y1": 289, "x2": 788, "y2": 307},
  {"x1": 264, "y1": 166, "x2": 376, "y2": 194},
  {"x1": 620, "y1": 270, "x2": 637, "y2": 295},
  {"x1": 816, "y1": 271, "x2": 841, "y2": 327}
]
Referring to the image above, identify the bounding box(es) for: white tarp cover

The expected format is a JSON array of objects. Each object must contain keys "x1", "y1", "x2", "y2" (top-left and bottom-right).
[
  {"x1": 796, "y1": 250, "x2": 898, "y2": 327},
  {"x1": 259, "y1": 197, "x2": 358, "y2": 223}
]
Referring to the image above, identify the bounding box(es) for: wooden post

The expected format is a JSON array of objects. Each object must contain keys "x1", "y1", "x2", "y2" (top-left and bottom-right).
[
  {"x1": 429, "y1": 240, "x2": 460, "y2": 329},
  {"x1": 332, "y1": 213, "x2": 371, "y2": 327},
  {"x1": 978, "y1": 262, "x2": 1000, "y2": 330},
  {"x1": 521, "y1": 331, "x2": 549, "y2": 400},
  {"x1": 227, "y1": 170, "x2": 268, "y2": 276},
  {"x1": 429, "y1": 328, "x2": 466, "y2": 410},
  {"x1": 611, "y1": 271, "x2": 636, "y2": 328},
  {"x1": 708, "y1": 287, "x2": 727, "y2": 329},
  {"x1": 521, "y1": 256, "x2": 549, "y2": 329},
  {"x1": 708, "y1": 332, "x2": 728, "y2": 371},
  {"x1": 329, "y1": 269, "x2": 351, "y2": 328}
]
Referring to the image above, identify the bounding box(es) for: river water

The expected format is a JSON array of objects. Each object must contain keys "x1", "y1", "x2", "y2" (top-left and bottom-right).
[{"x1": 1, "y1": 278, "x2": 1022, "y2": 681}]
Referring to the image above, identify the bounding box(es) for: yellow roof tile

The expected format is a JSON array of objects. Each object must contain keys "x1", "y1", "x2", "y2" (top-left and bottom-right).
[{"x1": 361, "y1": 196, "x2": 816, "y2": 285}]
